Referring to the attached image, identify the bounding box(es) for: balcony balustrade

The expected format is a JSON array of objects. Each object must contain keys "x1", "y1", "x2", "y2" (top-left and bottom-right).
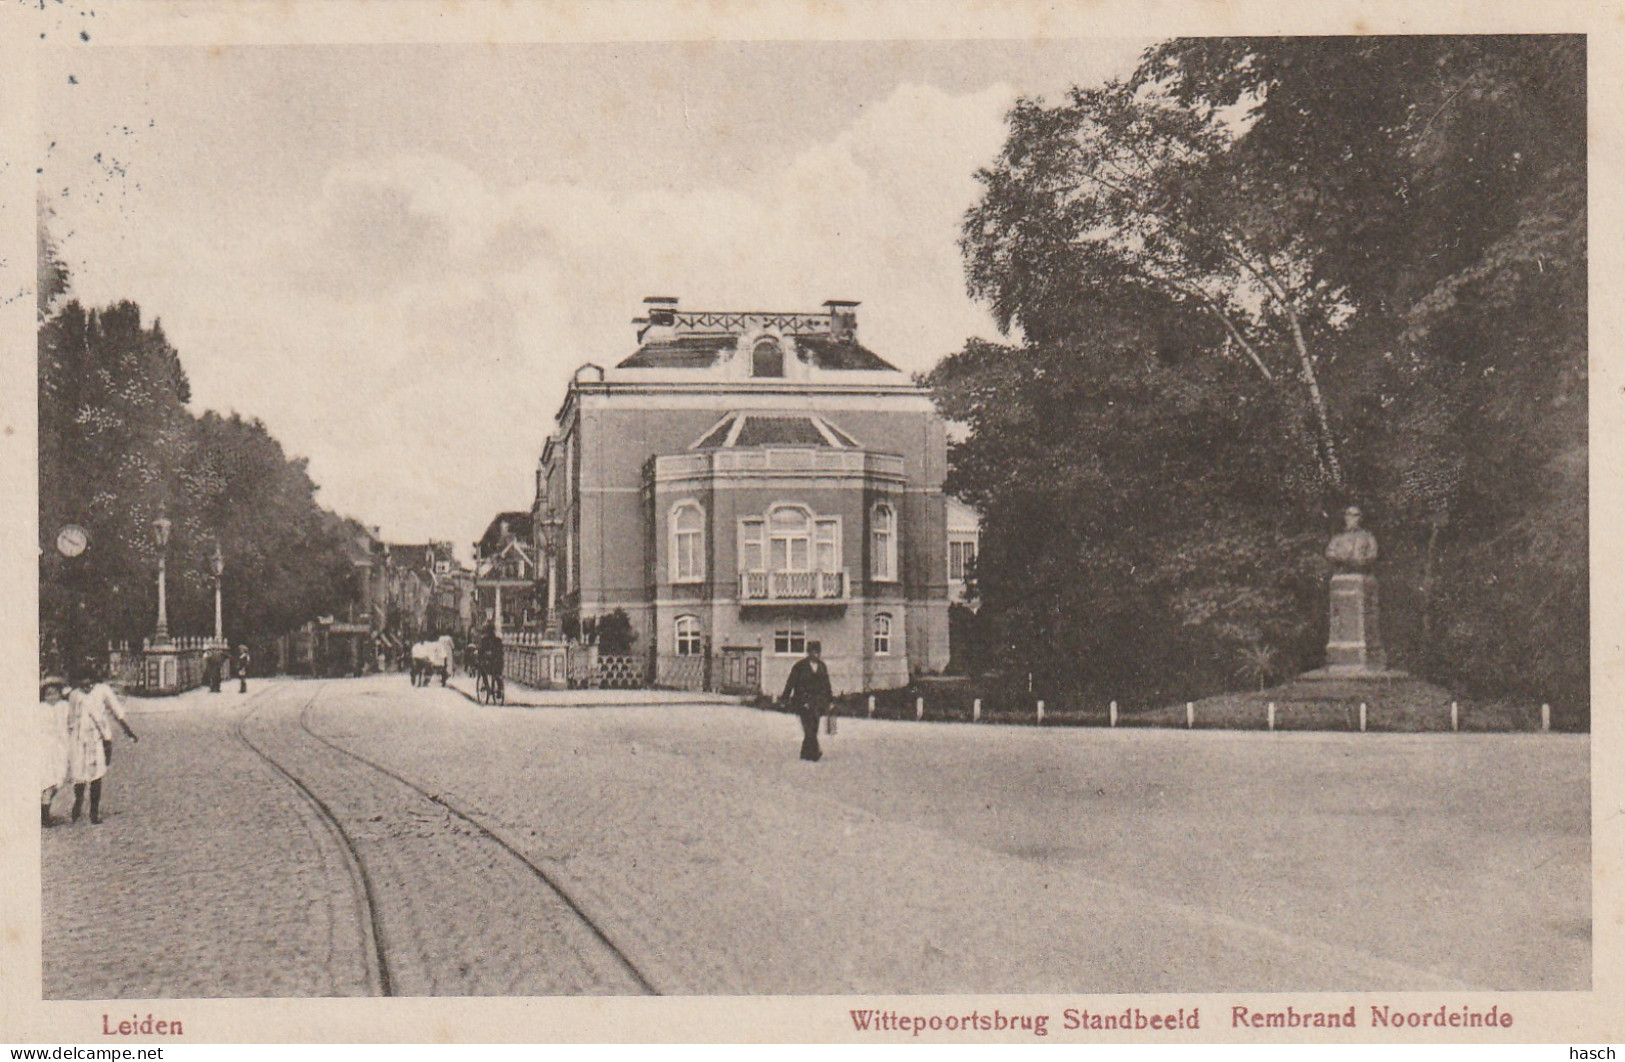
[{"x1": 739, "y1": 569, "x2": 847, "y2": 603}]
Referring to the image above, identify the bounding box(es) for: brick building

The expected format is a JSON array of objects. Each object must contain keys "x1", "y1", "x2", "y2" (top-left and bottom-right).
[{"x1": 534, "y1": 297, "x2": 974, "y2": 695}]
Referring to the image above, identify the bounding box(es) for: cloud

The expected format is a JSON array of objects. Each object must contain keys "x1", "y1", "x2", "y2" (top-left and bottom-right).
[{"x1": 74, "y1": 80, "x2": 1020, "y2": 549}]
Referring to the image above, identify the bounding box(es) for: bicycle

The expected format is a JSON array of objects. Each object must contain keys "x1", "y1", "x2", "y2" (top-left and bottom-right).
[{"x1": 477, "y1": 668, "x2": 505, "y2": 706}]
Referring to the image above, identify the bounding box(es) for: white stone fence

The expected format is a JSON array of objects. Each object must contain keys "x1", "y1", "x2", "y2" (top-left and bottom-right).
[
  {"x1": 107, "y1": 636, "x2": 231, "y2": 696},
  {"x1": 852, "y1": 692, "x2": 1562, "y2": 733},
  {"x1": 499, "y1": 635, "x2": 645, "y2": 690}
]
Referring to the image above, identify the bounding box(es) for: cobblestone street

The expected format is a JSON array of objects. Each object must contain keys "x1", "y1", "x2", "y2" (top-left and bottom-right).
[{"x1": 42, "y1": 676, "x2": 1590, "y2": 998}]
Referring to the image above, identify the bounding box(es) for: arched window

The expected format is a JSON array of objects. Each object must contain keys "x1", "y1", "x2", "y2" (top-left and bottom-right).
[
  {"x1": 769, "y1": 505, "x2": 812, "y2": 572},
  {"x1": 752, "y1": 338, "x2": 785, "y2": 378},
  {"x1": 674, "y1": 615, "x2": 702, "y2": 657},
  {"x1": 873, "y1": 614, "x2": 892, "y2": 656},
  {"x1": 871, "y1": 503, "x2": 897, "y2": 582},
  {"x1": 671, "y1": 501, "x2": 704, "y2": 582}
]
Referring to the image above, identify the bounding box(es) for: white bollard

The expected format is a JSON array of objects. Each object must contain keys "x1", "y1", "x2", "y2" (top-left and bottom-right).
[
  {"x1": 1542, "y1": 703, "x2": 1551, "y2": 732},
  {"x1": 1186, "y1": 701, "x2": 1194, "y2": 729},
  {"x1": 1036, "y1": 699, "x2": 1045, "y2": 725},
  {"x1": 1267, "y1": 701, "x2": 1276, "y2": 731},
  {"x1": 973, "y1": 697, "x2": 982, "y2": 723},
  {"x1": 868, "y1": 694, "x2": 875, "y2": 718},
  {"x1": 1109, "y1": 700, "x2": 1118, "y2": 727},
  {"x1": 916, "y1": 696, "x2": 924, "y2": 721},
  {"x1": 1359, "y1": 701, "x2": 1367, "y2": 733},
  {"x1": 1451, "y1": 700, "x2": 1459, "y2": 732}
]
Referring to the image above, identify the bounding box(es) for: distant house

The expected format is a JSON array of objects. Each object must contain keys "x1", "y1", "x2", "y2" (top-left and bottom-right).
[
  {"x1": 384, "y1": 541, "x2": 460, "y2": 643},
  {"x1": 473, "y1": 513, "x2": 540, "y2": 633},
  {"x1": 532, "y1": 296, "x2": 977, "y2": 695}
]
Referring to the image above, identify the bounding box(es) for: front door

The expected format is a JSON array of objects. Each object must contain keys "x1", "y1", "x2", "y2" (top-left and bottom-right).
[{"x1": 717, "y1": 646, "x2": 761, "y2": 696}]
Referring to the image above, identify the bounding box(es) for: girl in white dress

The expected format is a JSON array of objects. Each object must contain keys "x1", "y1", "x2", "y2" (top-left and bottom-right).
[
  {"x1": 40, "y1": 676, "x2": 70, "y2": 826},
  {"x1": 67, "y1": 671, "x2": 137, "y2": 824}
]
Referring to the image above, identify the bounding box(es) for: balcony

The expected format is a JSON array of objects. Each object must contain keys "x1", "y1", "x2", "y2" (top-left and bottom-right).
[{"x1": 739, "y1": 569, "x2": 848, "y2": 604}]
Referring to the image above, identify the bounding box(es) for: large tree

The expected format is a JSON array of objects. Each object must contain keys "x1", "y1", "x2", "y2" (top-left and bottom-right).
[
  {"x1": 39, "y1": 299, "x2": 198, "y2": 654},
  {"x1": 947, "y1": 36, "x2": 1586, "y2": 714},
  {"x1": 933, "y1": 313, "x2": 1326, "y2": 702},
  {"x1": 39, "y1": 290, "x2": 362, "y2": 671},
  {"x1": 962, "y1": 77, "x2": 1347, "y2": 490}
]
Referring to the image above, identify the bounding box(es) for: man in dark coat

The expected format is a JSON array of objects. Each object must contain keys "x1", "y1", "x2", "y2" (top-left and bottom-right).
[
  {"x1": 478, "y1": 625, "x2": 505, "y2": 699},
  {"x1": 780, "y1": 641, "x2": 833, "y2": 761},
  {"x1": 235, "y1": 645, "x2": 251, "y2": 693}
]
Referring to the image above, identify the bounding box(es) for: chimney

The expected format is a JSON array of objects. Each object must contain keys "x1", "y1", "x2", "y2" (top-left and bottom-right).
[
  {"x1": 824, "y1": 300, "x2": 859, "y2": 343},
  {"x1": 637, "y1": 295, "x2": 680, "y2": 343}
]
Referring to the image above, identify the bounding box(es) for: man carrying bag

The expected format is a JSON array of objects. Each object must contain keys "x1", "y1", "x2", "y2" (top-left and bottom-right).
[{"x1": 780, "y1": 641, "x2": 833, "y2": 762}]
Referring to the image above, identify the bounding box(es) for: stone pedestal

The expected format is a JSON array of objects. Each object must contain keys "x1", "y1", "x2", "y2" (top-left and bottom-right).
[{"x1": 1323, "y1": 572, "x2": 1387, "y2": 673}]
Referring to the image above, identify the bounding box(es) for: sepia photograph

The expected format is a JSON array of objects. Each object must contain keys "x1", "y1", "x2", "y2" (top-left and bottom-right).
[{"x1": 3, "y1": 0, "x2": 1616, "y2": 1046}]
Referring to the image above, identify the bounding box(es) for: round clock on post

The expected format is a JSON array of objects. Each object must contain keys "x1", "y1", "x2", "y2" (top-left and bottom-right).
[
  {"x1": 56, "y1": 524, "x2": 89, "y2": 558},
  {"x1": 54, "y1": 525, "x2": 89, "y2": 677}
]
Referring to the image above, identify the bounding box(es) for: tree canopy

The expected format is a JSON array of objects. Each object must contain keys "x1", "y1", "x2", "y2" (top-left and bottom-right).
[
  {"x1": 939, "y1": 36, "x2": 1585, "y2": 716},
  {"x1": 39, "y1": 281, "x2": 364, "y2": 673}
]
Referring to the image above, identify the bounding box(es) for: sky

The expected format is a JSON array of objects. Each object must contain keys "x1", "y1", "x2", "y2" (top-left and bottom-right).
[{"x1": 39, "y1": 39, "x2": 1149, "y2": 556}]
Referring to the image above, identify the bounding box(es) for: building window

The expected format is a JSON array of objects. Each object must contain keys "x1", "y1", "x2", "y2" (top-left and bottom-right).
[
  {"x1": 747, "y1": 507, "x2": 842, "y2": 574},
  {"x1": 871, "y1": 503, "x2": 897, "y2": 582},
  {"x1": 739, "y1": 518, "x2": 765, "y2": 572},
  {"x1": 873, "y1": 614, "x2": 892, "y2": 655},
  {"x1": 950, "y1": 537, "x2": 978, "y2": 581},
  {"x1": 671, "y1": 501, "x2": 704, "y2": 582},
  {"x1": 774, "y1": 623, "x2": 807, "y2": 656},
  {"x1": 752, "y1": 338, "x2": 785, "y2": 378},
  {"x1": 769, "y1": 505, "x2": 812, "y2": 572},
  {"x1": 675, "y1": 615, "x2": 702, "y2": 656},
  {"x1": 815, "y1": 519, "x2": 840, "y2": 572}
]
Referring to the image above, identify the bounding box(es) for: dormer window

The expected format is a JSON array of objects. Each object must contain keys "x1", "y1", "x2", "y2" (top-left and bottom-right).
[{"x1": 752, "y1": 338, "x2": 785, "y2": 378}]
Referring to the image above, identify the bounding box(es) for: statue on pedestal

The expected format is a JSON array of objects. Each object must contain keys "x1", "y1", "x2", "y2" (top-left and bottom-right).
[
  {"x1": 1326, "y1": 506, "x2": 1378, "y2": 572},
  {"x1": 1321, "y1": 505, "x2": 1387, "y2": 673}
]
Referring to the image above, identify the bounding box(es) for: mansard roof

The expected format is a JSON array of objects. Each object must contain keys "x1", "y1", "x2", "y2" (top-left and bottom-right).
[
  {"x1": 690, "y1": 412, "x2": 863, "y2": 450},
  {"x1": 613, "y1": 301, "x2": 899, "y2": 371},
  {"x1": 618, "y1": 335, "x2": 898, "y2": 372},
  {"x1": 617, "y1": 335, "x2": 738, "y2": 369},
  {"x1": 791, "y1": 336, "x2": 896, "y2": 371}
]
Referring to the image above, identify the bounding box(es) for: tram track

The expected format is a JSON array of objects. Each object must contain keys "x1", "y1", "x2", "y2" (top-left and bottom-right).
[
  {"x1": 233, "y1": 686, "x2": 393, "y2": 996},
  {"x1": 233, "y1": 681, "x2": 656, "y2": 997}
]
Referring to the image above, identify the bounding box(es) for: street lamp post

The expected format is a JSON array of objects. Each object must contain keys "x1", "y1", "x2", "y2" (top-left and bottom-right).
[
  {"x1": 152, "y1": 510, "x2": 172, "y2": 645},
  {"x1": 211, "y1": 541, "x2": 225, "y2": 643},
  {"x1": 540, "y1": 515, "x2": 562, "y2": 637}
]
